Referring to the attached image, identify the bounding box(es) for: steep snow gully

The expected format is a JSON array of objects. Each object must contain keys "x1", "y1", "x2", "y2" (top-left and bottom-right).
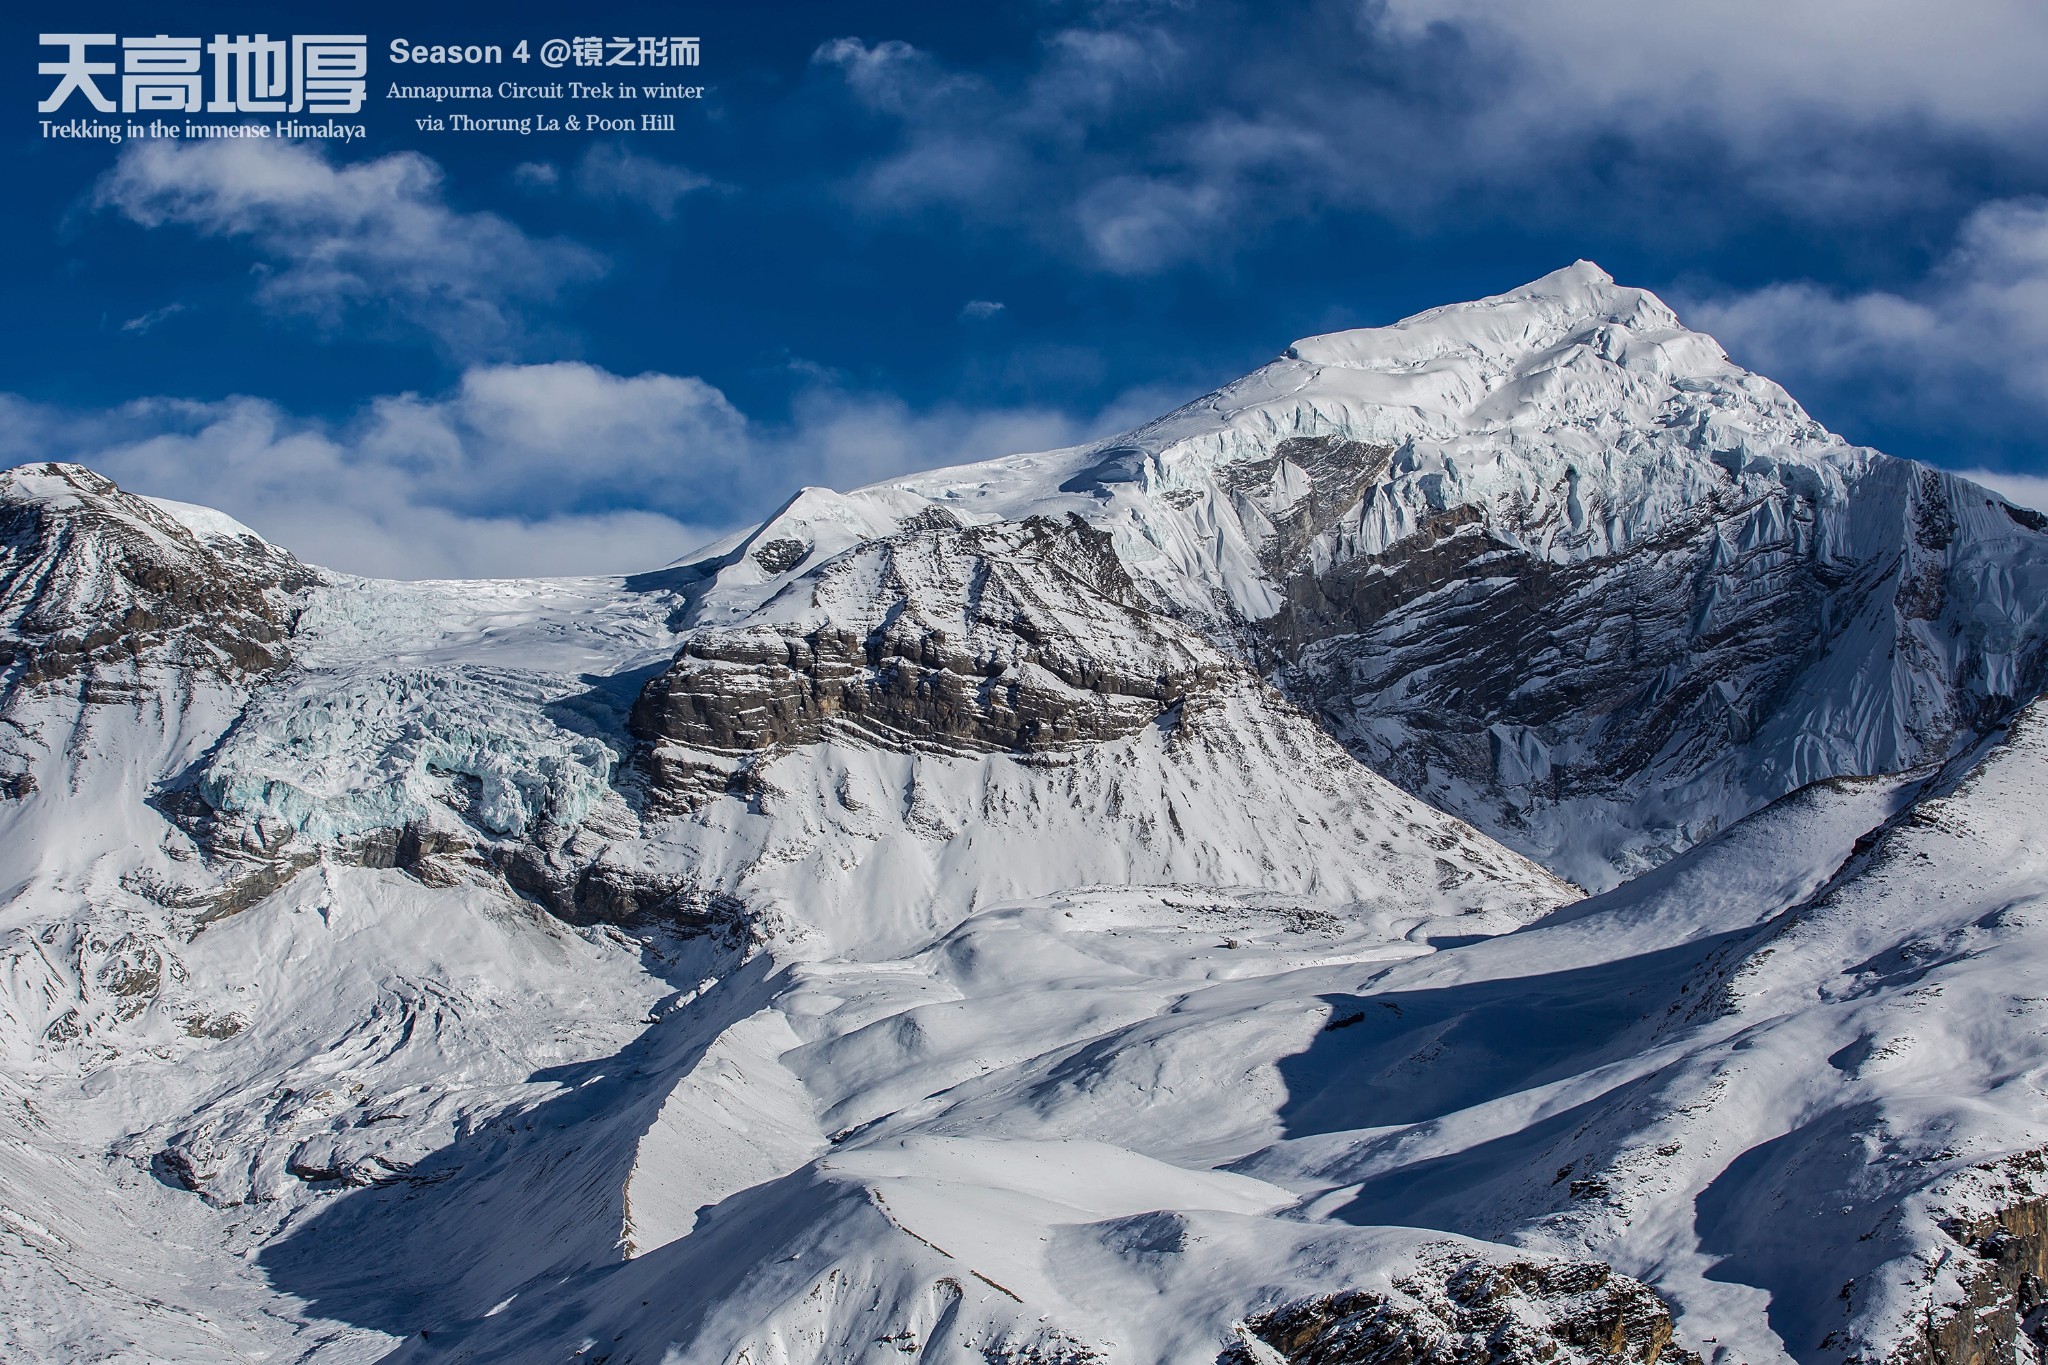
[{"x1": 6, "y1": 265, "x2": 2048, "y2": 1364}]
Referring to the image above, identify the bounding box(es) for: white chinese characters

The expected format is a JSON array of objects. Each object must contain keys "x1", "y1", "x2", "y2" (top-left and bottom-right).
[
  {"x1": 567, "y1": 37, "x2": 700, "y2": 67},
  {"x1": 39, "y1": 33, "x2": 368, "y2": 115},
  {"x1": 122, "y1": 36, "x2": 200, "y2": 112},
  {"x1": 37, "y1": 34, "x2": 114, "y2": 112}
]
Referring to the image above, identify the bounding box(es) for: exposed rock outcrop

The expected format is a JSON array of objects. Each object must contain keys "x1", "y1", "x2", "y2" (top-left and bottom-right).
[
  {"x1": 1891, "y1": 1151, "x2": 2048, "y2": 1365},
  {"x1": 1905, "y1": 1196, "x2": 2048, "y2": 1365},
  {"x1": 0, "y1": 463, "x2": 317, "y2": 706},
  {"x1": 1206, "y1": 435, "x2": 1395, "y2": 581},
  {"x1": 1225, "y1": 1255, "x2": 1700, "y2": 1365},
  {"x1": 630, "y1": 513, "x2": 1224, "y2": 765},
  {"x1": 1261, "y1": 463, "x2": 2046, "y2": 889}
]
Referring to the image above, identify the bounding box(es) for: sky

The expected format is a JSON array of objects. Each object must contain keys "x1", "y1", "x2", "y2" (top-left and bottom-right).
[{"x1": 7, "y1": 0, "x2": 2048, "y2": 577}]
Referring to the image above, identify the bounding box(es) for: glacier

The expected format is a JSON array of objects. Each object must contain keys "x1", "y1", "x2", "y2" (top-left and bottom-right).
[{"x1": 200, "y1": 665, "x2": 620, "y2": 843}]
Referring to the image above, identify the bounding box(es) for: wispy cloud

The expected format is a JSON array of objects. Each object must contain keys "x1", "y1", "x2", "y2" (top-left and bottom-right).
[
  {"x1": 95, "y1": 139, "x2": 605, "y2": 359},
  {"x1": 512, "y1": 160, "x2": 561, "y2": 191},
  {"x1": 807, "y1": 1, "x2": 2048, "y2": 274},
  {"x1": 572, "y1": 145, "x2": 717, "y2": 220},
  {"x1": 811, "y1": 37, "x2": 984, "y2": 118},
  {"x1": 118, "y1": 302, "x2": 188, "y2": 335},
  {"x1": 1388, "y1": 0, "x2": 2048, "y2": 152}
]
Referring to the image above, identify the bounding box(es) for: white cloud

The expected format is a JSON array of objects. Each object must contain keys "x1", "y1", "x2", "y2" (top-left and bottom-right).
[
  {"x1": 235, "y1": 501, "x2": 711, "y2": 582},
  {"x1": 1688, "y1": 199, "x2": 2048, "y2": 434},
  {"x1": 959, "y1": 299, "x2": 1005, "y2": 320},
  {"x1": 811, "y1": 38, "x2": 982, "y2": 118},
  {"x1": 779, "y1": 387, "x2": 1096, "y2": 493},
  {"x1": 359, "y1": 362, "x2": 750, "y2": 518},
  {"x1": 811, "y1": 30, "x2": 1193, "y2": 271},
  {"x1": 572, "y1": 145, "x2": 716, "y2": 220},
  {"x1": 512, "y1": 160, "x2": 560, "y2": 191},
  {"x1": 95, "y1": 139, "x2": 604, "y2": 357},
  {"x1": 33, "y1": 364, "x2": 749, "y2": 578},
  {"x1": 1387, "y1": 0, "x2": 2048, "y2": 150},
  {"x1": 0, "y1": 368, "x2": 736, "y2": 578},
  {"x1": 811, "y1": 4, "x2": 2048, "y2": 273},
  {"x1": 0, "y1": 365, "x2": 1171, "y2": 580},
  {"x1": 1074, "y1": 175, "x2": 1227, "y2": 275},
  {"x1": 1954, "y1": 469, "x2": 2048, "y2": 515},
  {"x1": 119, "y1": 302, "x2": 189, "y2": 335}
]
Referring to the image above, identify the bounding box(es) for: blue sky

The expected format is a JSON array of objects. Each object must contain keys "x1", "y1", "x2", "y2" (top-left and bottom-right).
[{"x1": 8, "y1": 0, "x2": 2048, "y2": 576}]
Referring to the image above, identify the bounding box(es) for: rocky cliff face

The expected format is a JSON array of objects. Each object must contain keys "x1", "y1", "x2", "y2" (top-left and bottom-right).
[
  {"x1": 0, "y1": 463, "x2": 316, "y2": 707},
  {"x1": 630, "y1": 262, "x2": 2048, "y2": 892},
  {"x1": 1905, "y1": 1180, "x2": 2048, "y2": 1365},
  {"x1": 629, "y1": 513, "x2": 1219, "y2": 767},
  {"x1": 1260, "y1": 458, "x2": 2047, "y2": 887},
  {"x1": 1226, "y1": 1255, "x2": 1699, "y2": 1365}
]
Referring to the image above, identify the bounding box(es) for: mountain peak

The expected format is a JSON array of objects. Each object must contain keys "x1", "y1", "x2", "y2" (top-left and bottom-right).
[
  {"x1": 1523, "y1": 256, "x2": 1616, "y2": 294},
  {"x1": 0, "y1": 460, "x2": 125, "y2": 509},
  {"x1": 1089, "y1": 263, "x2": 1762, "y2": 501},
  {"x1": 1282, "y1": 261, "x2": 1684, "y2": 375},
  {"x1": 0, "y1": 461, "x2": 316, "y2": 699}
]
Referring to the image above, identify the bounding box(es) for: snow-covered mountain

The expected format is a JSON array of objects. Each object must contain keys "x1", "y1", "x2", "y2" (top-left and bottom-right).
[
  {"x1": 5, "y1": 267, "x2": 2048, "y2": 1365},
  {"x1": 872, "y1": 262, "x2": 2048, "y2": 889}
]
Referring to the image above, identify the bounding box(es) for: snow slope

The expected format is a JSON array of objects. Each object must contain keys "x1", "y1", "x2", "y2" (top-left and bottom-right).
[
  {"x1": 0, "y1": 457, "x2": 1572, "y2": 1363},
  {"x1": 3, "y1": 264, "x2": 2048, "y2": 1365}
]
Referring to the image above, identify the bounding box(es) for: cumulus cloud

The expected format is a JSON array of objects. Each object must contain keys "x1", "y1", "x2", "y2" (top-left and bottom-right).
[
  {"x1": 0, "y1": 387, "x2": 716, "y2": 579},
  {"x1": 0, "y1": 364, "x2": 1160, "y2": 579},
  {"x1": 1689, "y1": 199, "x2": 2048, "y2": 444},
  {"x1": 572, "y1": 145, "x2": 717, "y2": 219},
  {"x1": 95, "y1": 139, "x2": 604, "y2": 358},
  {"x1": 959, "y1": 299, "x2": 1005, "y2": 320},
  {"x1": 359, "y1": 362, "x2": 749, "y2": 519}
]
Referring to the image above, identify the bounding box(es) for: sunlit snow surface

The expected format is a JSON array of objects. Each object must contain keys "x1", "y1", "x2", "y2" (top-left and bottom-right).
[{"x1": 4, "y1": 266, "x2": 2048, "y2": 1364}]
